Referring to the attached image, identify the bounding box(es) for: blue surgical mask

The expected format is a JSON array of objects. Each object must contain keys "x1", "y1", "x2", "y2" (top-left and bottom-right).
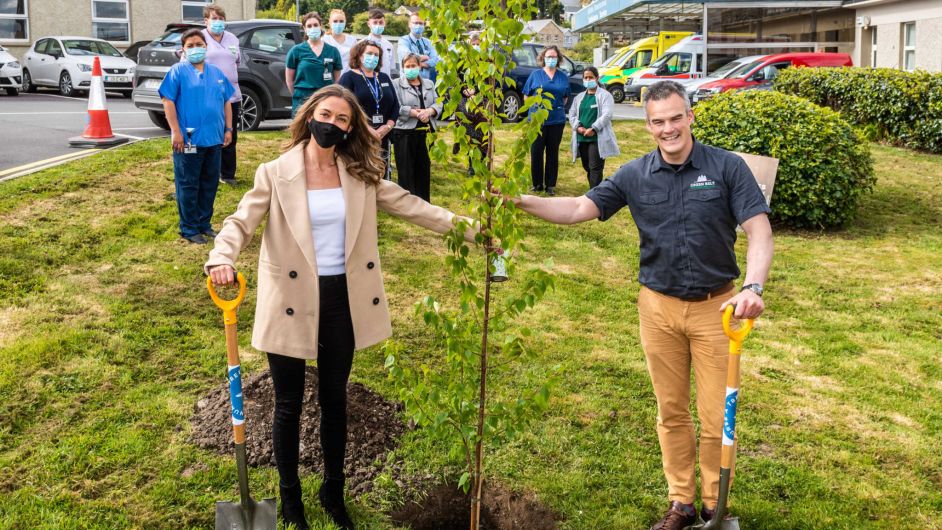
[
  {"x1": 331, "y1": 22, "x2": 346, "y2": 34},
  {"x1": 208, "y1": 19, "x2": 226, "y2": 34},
  {"x1": 584, "y1": 79, "x2": 598, "y2": 89},
  {"x1": 306, "y1": 27, "x2": 321, "y2": 40},
  {"x1": 186, "y1": 47, "x2": 206, "y2": 64},
  {"x1": 545, "y1": 57, "x2": 558, "y2": 68},
  {"x1": 370, "y1": 24, "x2": 385, "y2": 35},
  {"x1": 363, "y1": 53, "x2": 379, "y2": 70},
  {"x1": 411, "y1": 24, "x2": 425, "y2": 36},
  {"x1": 404, "y1": 67, "x2": 421, "y2": 80},
  {"x1": 472, "y1": 44, "x2": 480, "y2": 52}
]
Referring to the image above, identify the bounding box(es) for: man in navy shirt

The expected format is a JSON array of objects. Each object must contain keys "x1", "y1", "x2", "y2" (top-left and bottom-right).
[{"x1": 511, "y1": 80, "x2": 773, "y2": 530}]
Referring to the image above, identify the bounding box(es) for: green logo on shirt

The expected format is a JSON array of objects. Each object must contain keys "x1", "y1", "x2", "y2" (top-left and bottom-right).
[{"x1": 690, "y1": 174, "x2": 716, "y2": 189}]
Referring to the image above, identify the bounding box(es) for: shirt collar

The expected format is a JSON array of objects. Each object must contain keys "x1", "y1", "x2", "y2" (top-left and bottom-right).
[{"x1": 653, "y1": 138, "x2": 704, "y2": 173}]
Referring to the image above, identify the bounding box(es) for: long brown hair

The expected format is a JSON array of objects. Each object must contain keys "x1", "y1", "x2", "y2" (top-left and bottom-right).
[{"x1": 283, "y1": 85, "x2": 385, "y2": 185}]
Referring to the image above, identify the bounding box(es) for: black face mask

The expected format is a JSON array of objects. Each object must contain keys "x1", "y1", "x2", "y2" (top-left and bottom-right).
[{"x1": 308, "y1": 119, "x2": 349, "y2": 148}]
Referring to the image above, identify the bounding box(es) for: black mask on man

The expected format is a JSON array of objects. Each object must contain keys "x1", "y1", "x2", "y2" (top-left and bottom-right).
[{"x1": 308, "y1": 120, "x2": 349, "y2": 148}]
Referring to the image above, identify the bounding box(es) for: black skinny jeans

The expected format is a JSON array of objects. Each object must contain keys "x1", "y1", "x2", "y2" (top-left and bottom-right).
[
  {"x1": 392, "y1": 128, "x2": 431, "y2": 202},
  {"x1": 220, "y1": 101, "x2": 240, "y2": 181},
  {"x1": 578, "y1": 141, "x2": 605, "y2": 189},
  {"x1": 530, "y1": 123, "x2": 565, "y2": 190},
  {"x1": 267, "y1": 274, "x2": 355, "y2": 486}
]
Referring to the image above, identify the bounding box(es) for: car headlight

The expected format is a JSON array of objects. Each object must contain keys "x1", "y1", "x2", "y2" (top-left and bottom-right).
[{"x1": 78, "y1": 63, "x2": 92, "y2": 72}]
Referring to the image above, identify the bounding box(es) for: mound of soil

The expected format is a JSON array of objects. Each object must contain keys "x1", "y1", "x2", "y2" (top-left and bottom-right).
[
  {"x1": 191, "y1": 366, "x2": 405, "y2": 495},
  {"x1": 391, "y1": 482, "x2": 558, "y2": 530}
]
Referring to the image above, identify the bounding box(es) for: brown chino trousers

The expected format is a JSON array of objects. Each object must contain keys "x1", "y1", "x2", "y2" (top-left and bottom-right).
[{"x1": 638, "y1": 284, "x2": 735, "y2": 508}]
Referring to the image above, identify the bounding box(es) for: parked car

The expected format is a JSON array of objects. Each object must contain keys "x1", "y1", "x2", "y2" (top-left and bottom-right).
[
  {"x1": 123, "y1": 40, "x2": 152, "y2": 63},
  {"x1": 689, "y1": 52, "x2": 853, "y2": 103},
  {"x1": 622, "y1": 35, "x2": 739, "y2": 102},
  {"x1": 22, "y1": 36, "x2": 136, "y2": 97},
  {"x1": 682, "y1": 54, "x2": 767, "y2": 103},
  {"x1": 600, "y1": 31, "x2": 693, "y2": 103},
  {"x1": 133, "y1": 20, "x2": 303, "y2": 131},
  {"x1": 0, "y1": 44, "x2": 22, "y2": 96},
  {"x1": 500, "y1": 42, "x2": 586, "y2": 123}
]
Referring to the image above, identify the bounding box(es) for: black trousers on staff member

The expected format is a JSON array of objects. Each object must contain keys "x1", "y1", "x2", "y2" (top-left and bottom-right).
[
  {"x1": 220, "y1": 101, "x2": 240, "y2": 183},
  {"x1": 578, "y1": 141, "x2": 605, "y2": 189},
  {"x1": 392, "y1": 128, "x2": 431, "y2": 202},
  {"x1": 267, "y1": 274, "x2": 355, "y2": 486},
  {"x1": 530, "y1": 123, "x2": 565, "y2": 191}
]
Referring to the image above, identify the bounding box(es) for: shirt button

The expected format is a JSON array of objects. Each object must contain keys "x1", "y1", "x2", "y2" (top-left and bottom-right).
[
  {"x1": 372, "y1": 297, "x2": 380, "y2": 305},
  {"x1": 289, "y1": 271, "x2": 298, "y2": 278},
  {"x1": 286, "y1": 308, "x2": 294, "y2": 316},
  {"x1": 367, "y1": 261, "x2": 375, "y2": 270}
]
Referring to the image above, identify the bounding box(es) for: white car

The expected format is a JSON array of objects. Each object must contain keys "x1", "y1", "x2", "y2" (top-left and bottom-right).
[
  {"x1": 22, "y1": 36, "x2": 136, "y2": 97},
  {"x1": 682, "y1": 55, "x2": 767, "y2": 103},
  {"x1": 0, "y1": 44, "x2": 22, "y2": 96}
]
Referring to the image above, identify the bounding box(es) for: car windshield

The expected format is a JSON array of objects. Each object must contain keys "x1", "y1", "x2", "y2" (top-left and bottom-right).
[
  {"x1": 649, "y1": 53, "x2": 673, "y2": 68},
  {"x1": 732, "y1": 59, "x2": 767, "y2": 78},
  {"x1": 601, "y1": 49, "x2": 627, "y2": 68},
  {"x1": 710, "y1": 59, "x2": 749, "y2": 78},
  {"x1": 151, "y1": 28, "x2": 191, "y2": 46},
  {"x1": 63, "y1": 40, "x2": 123, "y2": 57}
]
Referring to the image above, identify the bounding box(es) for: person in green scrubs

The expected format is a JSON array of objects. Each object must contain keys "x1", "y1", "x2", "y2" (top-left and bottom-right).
[
  {"x1": 568, "y1": 66, "x2": 619, "y2": 189},
  {"x1": 285, "y1": 12, "x2": 343, "y2": 116}
]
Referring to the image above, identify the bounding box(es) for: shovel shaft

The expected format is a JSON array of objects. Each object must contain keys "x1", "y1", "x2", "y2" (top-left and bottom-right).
[{"x1": 226, "y1": 323, "x2": 246, "y2": 445}]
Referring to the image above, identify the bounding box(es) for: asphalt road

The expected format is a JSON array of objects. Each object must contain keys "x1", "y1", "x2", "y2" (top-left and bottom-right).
[{"x1": 0, "y1": 87, "x2": 643, "y2": 177}]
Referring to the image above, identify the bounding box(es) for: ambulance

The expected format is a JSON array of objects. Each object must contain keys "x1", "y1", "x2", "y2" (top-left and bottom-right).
[
  {"x1": 623, "y1": 35, "x2": 739, "y2": 102},
  {"x1": 599, "y1": 31, "x2": 693, "y2": 103}
]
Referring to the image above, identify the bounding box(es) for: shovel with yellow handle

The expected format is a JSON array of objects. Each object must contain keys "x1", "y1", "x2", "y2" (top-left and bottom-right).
[
  {"x1": 692, "y1": 305, "x2": 754, "y2": 530},
  {"x1": 207, "y1": 272, "x2": 277, "y2": 530}
]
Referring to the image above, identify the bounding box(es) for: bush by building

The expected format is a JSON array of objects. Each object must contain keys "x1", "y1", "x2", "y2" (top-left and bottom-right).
[
  {"x1": 774, "y1": 67, "x2": 942, "y2": 154},
  {"x1": 693, "y1": 90, "x2": 875, "y2": 229}
]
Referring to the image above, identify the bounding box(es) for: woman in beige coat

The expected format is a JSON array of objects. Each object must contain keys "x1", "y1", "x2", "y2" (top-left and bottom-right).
[{"x1": 205, "y1": 85, "x2": 472, "y2": 530}]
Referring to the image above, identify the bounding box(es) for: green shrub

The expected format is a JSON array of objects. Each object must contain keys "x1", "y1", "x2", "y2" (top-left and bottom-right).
[
  {"x1": 774, "y1": 67, "x2": 942, "y2": 153},
  {"x1": 693, "y1": 90, "x2": 875, "y2": 229}
]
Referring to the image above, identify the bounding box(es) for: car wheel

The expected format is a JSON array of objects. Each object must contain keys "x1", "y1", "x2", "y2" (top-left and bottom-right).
[
  {"x1": 500, "y1": 89, "x2": 523, "y2": 123},
  {"x1": 609, "y1": 84, "x2": 625, "y2": 104},
  {"x1": 239, "y1": 86, "x2": 263, "y2": 131},
  {"x1": 59, "y1": 71, "x2": 76, "y2": 97},
  {"x1": 5, "y1": 87, "x2": 18, "y2": 96},
  {"x1": 147, "y1": 110, "x2": 171, "y2": 131},
  {"x1": 22, "y1": 69, "x2": 36, "y2": 92}
]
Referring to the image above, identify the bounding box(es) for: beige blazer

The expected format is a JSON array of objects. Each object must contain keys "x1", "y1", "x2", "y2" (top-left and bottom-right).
[{"x1": 205, "y1": 142, "x2": 471, "y2": 359}]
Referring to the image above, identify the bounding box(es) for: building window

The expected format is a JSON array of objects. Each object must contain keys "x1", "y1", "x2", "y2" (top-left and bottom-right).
[
  {"x1": 870, "y1": 27, "x2": 877, "y2": 67},
  {"x1": 0, "y1": 0, "x2": 29, "y2": 41},
  {"x1": 902, "y1": 22, "x2": 915, "y2": 71},
  {"x1": 92, "y1": 0, "x2": 129, "y2": 42},
  {"x1": 182, "y1": 0, "x2": 211, "y2": 23}
]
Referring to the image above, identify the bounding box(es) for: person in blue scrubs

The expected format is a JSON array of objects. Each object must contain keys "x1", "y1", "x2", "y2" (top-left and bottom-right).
[
  {"x1": 522, "y1": 45, "x2": 571, "y2": 196},
  {"x1": 286, "y1": 12, "x2": 343, "y2": 117},
  {"x1": 159, "y1": 28, "x2": 235, "y2": 244}
]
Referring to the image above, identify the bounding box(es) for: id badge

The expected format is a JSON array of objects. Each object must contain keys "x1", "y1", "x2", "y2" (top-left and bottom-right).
[
  {"x1": 184, "y1": 144, "x2": 197, "y2": 154},
  {"x1": 372, "y1": 114, "x2": 383, "y2": 125},
  {"x1": 323, "y1": 71, "x2": 332, "y2": 81}
]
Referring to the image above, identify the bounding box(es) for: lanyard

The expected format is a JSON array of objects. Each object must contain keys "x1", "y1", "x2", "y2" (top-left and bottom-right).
[
  {"x1": 411, "y1": 36, "x2": 427, "y2": 56},
  {"x1": 361, "y1": 69, "x2": 382, "y2": 114}
]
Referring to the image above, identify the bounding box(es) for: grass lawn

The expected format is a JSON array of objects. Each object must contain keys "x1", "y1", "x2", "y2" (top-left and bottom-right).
[{"x1": 0, "y1": 121, "x2": 940, "y2": 529}]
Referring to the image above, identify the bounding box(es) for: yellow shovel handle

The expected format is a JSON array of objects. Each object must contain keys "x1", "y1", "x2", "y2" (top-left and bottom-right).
[
  {"x1": 722, "y1": 305, "x2": 754, "y2": 349},
  {"x1": 207, "y1": 272, "x2": 247, "y2": 326}
]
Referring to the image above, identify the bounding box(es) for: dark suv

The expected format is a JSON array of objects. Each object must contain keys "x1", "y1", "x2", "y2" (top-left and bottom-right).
[
  {"x1": 132, "y1": 20, "x2": 302, "y2": 131},
  {"x1": 501, "y1": 43, "x2": 586, "y2": 123}
]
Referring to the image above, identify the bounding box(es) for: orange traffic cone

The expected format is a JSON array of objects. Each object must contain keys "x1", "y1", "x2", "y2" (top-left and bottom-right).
[{"x1": 69, "y1": 56, "x2": 129, "y2": 148}]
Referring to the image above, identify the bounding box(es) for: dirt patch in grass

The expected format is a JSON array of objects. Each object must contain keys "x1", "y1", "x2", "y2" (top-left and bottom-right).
[
  {"x1": 390, "y1": 481, "x2": 558, "y2": 530},
  {"x1": 190, "y1": 365, "x2": 406, "y2": 496}
]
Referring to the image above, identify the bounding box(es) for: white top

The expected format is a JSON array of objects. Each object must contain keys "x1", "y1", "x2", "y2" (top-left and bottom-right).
[
  {"x1": 323, "y1": 33, "x2": 358, "y2": 73},
  {"x1": 307, "y1": 188, "x2": 346, "y2": 276},
  {"x1": 365, "y1": 34, "x2": 395, "y2": 77}
]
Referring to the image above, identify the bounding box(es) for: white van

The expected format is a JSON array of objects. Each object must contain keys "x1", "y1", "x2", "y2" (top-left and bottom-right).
[{"x1": 623, "y1": 35, "x2": 737, "y2": 102}]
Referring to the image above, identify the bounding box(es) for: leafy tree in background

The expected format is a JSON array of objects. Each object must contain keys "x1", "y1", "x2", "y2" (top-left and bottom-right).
[
  {"x1": 350, "y1": 11, "x2": 410, "y2": 36},
  {"x1": 535, "y1": 0, "x2": 564, "y2": 23},
  {"x1": 255, "y1": 0, "x2": 297, "y2": 20},
  {"x1": 304, "y1": 0, "x2": 369, "y2": 18},
  {"x1": 569, "y1": 32, "x2": 602, "y2": 62}
]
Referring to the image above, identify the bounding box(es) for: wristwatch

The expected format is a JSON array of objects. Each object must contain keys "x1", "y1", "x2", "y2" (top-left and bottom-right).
[
  {"x1": 741, "y1": 283, "x2": 764, "y2": 297},
  {"x1": 224, "y1": 127, "x2": 233, "y2": 132}
]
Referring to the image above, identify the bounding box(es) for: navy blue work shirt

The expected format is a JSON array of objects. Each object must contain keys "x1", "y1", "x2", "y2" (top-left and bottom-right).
[
  {"x1": 585, "y1": 140, "x2": 770, "y2": 299},
  {"x1": 158, "y1": 61, "x2": 234, "y2": 147},
  {"x1": 338, "y1": 70, "x2": 399, "y2": 129}
]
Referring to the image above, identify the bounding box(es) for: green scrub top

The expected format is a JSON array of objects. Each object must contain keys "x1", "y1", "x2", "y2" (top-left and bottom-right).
[
  {"x1": 577, "y1": 93, "x2": 599, "y2": 143},
  {"x1": 286, "y1": 41, "x2": 342, "y2": 91}
]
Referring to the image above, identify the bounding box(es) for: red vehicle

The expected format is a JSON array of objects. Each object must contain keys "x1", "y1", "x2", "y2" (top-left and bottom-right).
[{"x1": 690, "y1": 52, "x2": 852, "y2": 102}]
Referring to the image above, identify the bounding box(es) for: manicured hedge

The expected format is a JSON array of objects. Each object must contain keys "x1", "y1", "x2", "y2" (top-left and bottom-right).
[
  {"x1": 693, "y1": 90, "x2": 875, "y2": 229},
  {"x1": 774, "y1": 67, "x2": 942, "y2": 153}
]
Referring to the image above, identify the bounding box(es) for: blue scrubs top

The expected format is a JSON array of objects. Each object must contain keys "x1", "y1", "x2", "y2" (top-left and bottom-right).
[
  {"x1": 522, "y1": 68, "x2": 571, "y2": 126},
  {"x1": 159, "y1": 62, "x2": 235, "y2": 147}
]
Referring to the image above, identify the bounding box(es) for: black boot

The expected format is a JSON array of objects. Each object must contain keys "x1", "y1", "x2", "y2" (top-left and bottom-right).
[
  {"x1": 318, "y1": 476, "x2": 354, "y2": 530},
  {"x1": 280, "y1": 481, "x2": 310, "y2": 530}
]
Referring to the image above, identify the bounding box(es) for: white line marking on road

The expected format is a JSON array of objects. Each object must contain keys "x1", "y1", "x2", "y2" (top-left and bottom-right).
[
  {"x1": 114, "y1": 133, "x2": 145, "y2": 140},
  {"x1": 113, "y1": 127, "x2": 166, "y2": 132}
]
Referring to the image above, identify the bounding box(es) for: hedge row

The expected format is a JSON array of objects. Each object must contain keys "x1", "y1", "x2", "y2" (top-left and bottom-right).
[
  {"x1": 774, "y1": 67, "x2": 942, "y2": 153},
  {"x1": 693, "y1": 90, "x2": 875, "y2": 229}
]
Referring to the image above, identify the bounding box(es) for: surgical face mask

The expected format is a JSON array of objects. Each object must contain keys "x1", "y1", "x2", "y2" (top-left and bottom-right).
[
  {"x1": 186, "y1": 47, "x2": 206, "y2": 64},
  {"x1": 545, "y1": 57, "x2": 558, "y2": 68},
  {"x1": 208, "y1": 19, "x2": 226, "y2": 34},
  {"x1": 472, "y1": 44, "x2": 480, "y2": 52},
  {"x1": 363, "y1": 53, "x2": 379, "y2": 70},
  {"x1": 309, "y1": 119, "x2": 349, "y2": 148},
  {"x1": 411, "y1": 24, "x2": 425, "y2": 36},
  {"x1": 584, "y1": 79, "x2": 598, "y2": 90},
  {"x1": 331, "y1": 22, "x2": 346, "y2": 34},
  {"x1": 403, "y1": 67, "x2": 421, "y2": 80},
  {"x1": 306, "y1": 27, "x2": 322, "y2": 40},
  {"x1": 370, "y1": 24, "x2": 385, "y2": 35}
]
